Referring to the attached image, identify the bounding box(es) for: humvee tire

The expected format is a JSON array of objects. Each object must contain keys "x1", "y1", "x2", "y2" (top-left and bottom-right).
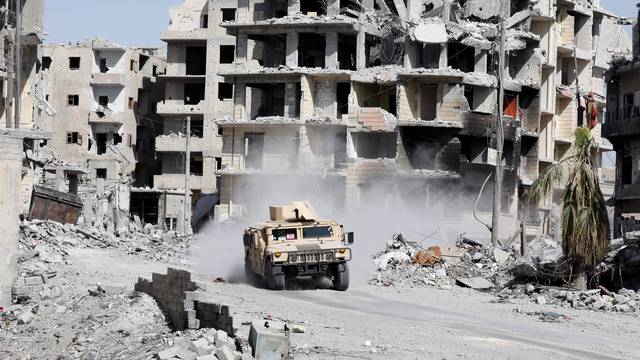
[
  {"x1": 266, "y1": 262, "x2": 286, "y2": 290},
  {"x1": 332, "y1": 263, "x2": 350, "y2": 291}
]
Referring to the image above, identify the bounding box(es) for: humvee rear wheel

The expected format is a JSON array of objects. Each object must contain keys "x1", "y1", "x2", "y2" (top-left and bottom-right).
[
  {"x1": 266, "y1": 262, "x2": 286, "y2": 290},
  {"x1": 332, "y1": 263, "x2": 350, "y2": 291}
]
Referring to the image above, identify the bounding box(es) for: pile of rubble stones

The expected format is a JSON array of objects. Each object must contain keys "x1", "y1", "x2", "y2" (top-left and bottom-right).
[{"x1": 19, "y1": 219, "x2": 191, "y2": 266}]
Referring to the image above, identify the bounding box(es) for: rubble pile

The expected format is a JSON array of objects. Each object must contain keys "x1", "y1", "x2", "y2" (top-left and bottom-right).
[
  {"x1": 499, "y1": 286, "x2": 640, "y2": 314},
  {"x1": 369, "y1": 234, "x2": 518, "y2": 289},
  {"x1": 19, "y1": 219, "x2": 191, "y2": 266},
  {"x1": 155, "y1": 328, "x2": 253, "y2": 360}
]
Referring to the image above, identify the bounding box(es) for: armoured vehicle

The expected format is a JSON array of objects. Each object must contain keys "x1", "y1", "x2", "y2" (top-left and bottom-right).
[{"x1": 243, "y1": 201, "x2": 354, "y2": 291}]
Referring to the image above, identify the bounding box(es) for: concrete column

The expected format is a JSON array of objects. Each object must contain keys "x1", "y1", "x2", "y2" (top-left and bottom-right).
[
  {"x1": 55, "y1": 169, "x2": 66, "y2": 193},
  {"x1": 325, "y1": 32, "x2": 338, "y2": 69},
  {"x1": 0, "y1": 136, "x2": 22, "y2": 304},
  {"x1": 237, "y1": 0, "x2": 250, "y2": 22},
  {"x1": 474, "y1": 49, "x2": 487, "y2": 73},
  {"x1": 234, "y1": 81, "x2": 247, "y2": 120},
  {"x1": 356, "y1": 30, "x2": 366, "y2": 70},
  {"x1": 326, "y1": 0, "x2": 340, "y2": 15},
  {"x1": 439, "y1": 44, "x2": 448, "y2": 68},
  {"x1": 288, "y1": 0, "x2": 300, "y2": 15},
  {"x1": 236, "y1": 33, "x2": 248, "y2": 65},
  {"x1": 285, "y1": 82, "x2": 298, "y2": 118},
  {"x1": 286, "y1": 32, "x2": 299, "y2": 67},
  {"x1": 404, "y1": 40, "x2": 417, "y2": 68}
]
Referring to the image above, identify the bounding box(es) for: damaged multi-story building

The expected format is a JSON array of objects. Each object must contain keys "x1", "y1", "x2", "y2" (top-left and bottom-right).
[
  {"x1": 157, "y1": 0, "x2": 629, "y2": 238},
  {"x1": 39, "y1": 39, "x2": 167, "y2": 188},
  {"x1": 604, "y1": 4, "x2": 640, "y2": 237}
]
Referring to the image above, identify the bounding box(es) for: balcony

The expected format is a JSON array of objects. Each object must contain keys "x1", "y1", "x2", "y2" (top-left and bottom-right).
[
  {"x1": 155, "y1": 136, "x2": 204, "y2": 152},
  {"x1": 603, "y1": 107, "x2": 640, "y2": 138},
  {"x1": 153, "y1": 174, "x2": 203, "y2": 190},
  {"x1": 91, "y1": 73, "x2": 126, "y2": 86},
  {"x1": 157, "y1": 101, "x2": 205, "y2": 115},
  {"x1": 88, "y1": 111, "x2": 129, "y2": 125},
  {"x1": 618, "y1": 184, "x2": 640, "y2": 201},
  {"x1": 160, "y1": 29, "x2": 208, "y2": 42}
]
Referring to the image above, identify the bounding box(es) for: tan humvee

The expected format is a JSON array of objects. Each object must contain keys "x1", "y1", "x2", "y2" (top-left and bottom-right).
[{"x1": 243, "y1": 201, "x2": 354, "y2": 291}]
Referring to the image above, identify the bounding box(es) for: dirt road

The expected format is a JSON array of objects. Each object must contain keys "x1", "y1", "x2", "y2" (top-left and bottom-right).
[{"x1": 67, "y1": 248, "x2": 640, "y2": 360}]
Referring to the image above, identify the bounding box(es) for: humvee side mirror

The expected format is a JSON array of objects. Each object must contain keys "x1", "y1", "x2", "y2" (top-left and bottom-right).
[{"x1": 347, "y1": 232, "x2": 354, "y2": 244}]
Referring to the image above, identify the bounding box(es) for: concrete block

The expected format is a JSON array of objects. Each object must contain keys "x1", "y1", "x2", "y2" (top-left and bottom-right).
[
  {"x1": 24, "y1": 276, "x2": 44, "y2": 286},
  {"x1": 157, "y1": 347, "x2": 179, "y2": 360},
  {"x1": 196, "y1": 356, "x2": 216, "y2": 360},
  {"x1": 215, "y1": 329, "x2": 229, "y2": 347},
  {"x1": 17, "y1": 309, "x2": 33, "y2": 325},
  {"x1": 190, "y1": 338, "x2": 214, "y2": 356},
  {"x1": 215, "y1": 346, "x2": 236, "y2": 360},
  {"x1": 174, "y1": 347, "x2": 198, "y2": 360},
  {"x1": 249, "y1": 321, "x2": 289, "y2": 360}
]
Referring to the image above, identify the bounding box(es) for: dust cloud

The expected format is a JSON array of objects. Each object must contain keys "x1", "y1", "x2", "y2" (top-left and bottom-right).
[{"x1": 192, "y1": 170, "x2": 496, "y2": 285}]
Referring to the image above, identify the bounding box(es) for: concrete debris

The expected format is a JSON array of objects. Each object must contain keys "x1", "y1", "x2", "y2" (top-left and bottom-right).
[{"x1": 456, "y1": 277, "x2": 495, "y2": 290}]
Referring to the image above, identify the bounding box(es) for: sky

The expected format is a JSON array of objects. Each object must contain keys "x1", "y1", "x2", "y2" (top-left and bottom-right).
[{"x1": 45, "y1": 0, "x2": 637, "y2": 47}]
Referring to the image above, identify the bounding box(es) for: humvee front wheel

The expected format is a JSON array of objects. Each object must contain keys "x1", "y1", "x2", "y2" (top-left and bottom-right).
[
  {"x1": 266, "y1": 262, "x2": 286, "y2": 290},
  {"x1": 332, "y1": 263, "x2": 350, "y2": 291}
]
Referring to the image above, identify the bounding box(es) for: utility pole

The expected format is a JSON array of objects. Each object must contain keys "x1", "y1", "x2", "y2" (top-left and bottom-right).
[
  {"x1": 183, "y1": 115, "x2": 191, "y2": 234},
  {"x1": 491, "y1": 1, "x2": 507, "y2": 247},
  {"x1": 14, "y1": 0, "x2": 21, "y2": 129}
]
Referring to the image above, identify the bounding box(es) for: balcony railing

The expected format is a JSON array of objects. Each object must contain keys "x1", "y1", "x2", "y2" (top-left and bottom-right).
[{"x1": 603, "y1": 107, "x2": 640, "y2": 138}]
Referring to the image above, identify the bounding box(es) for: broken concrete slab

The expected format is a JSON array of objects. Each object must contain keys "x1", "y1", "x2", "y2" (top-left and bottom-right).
[
  {"x1": 493, "y1": 249, "x2": 511, "y2": 265},
  {"x1": 455, "y1": 277, "x2": 495, "y2": 290},
  {"x1": 413, "y1": 23, "x2": 447, "y2": 43}
]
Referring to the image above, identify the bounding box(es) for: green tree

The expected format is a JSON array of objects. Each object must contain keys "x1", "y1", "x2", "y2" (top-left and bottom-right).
[{"x1": 529, "y1": 127, "x2": 610, "y2": 288}]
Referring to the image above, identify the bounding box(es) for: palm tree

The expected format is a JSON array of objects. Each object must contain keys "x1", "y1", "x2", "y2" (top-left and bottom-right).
[{"x1": 529, "y1": 127, "x2": 610, "y2": 289}]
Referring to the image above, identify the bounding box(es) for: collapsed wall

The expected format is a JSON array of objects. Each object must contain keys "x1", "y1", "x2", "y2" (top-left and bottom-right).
[{"x1": 135, "y1": 268, "x2": 235, "y2": 335}]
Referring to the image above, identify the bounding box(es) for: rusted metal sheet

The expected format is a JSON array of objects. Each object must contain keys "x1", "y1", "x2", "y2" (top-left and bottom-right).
[{"x1": 29, "y1": 185, "x2": 83, "y2": 224}]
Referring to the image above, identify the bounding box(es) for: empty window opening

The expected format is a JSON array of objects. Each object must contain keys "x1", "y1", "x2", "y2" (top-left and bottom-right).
[
  {"x1": 130, "y1": 59, "x2": 136, "y2": 71},
  {"x1": 215, "y1": 157, "x2": 222, "y2": 170},
  {"x1": 96, "y1": 133, "x2": 108, "y2": 155},
  {"x1": 354, "y1": 83, "x2": 397, "y2": 115},
  {"x1": 139, "y1": 55, "x2": 149, "y2": 71},
  {"x1": 447, "y1": 43, "x2": 474, "y2": 72},
  {"x1": 190, "y1": 155, "x2": 204, "y2": 176},
  {"x1": 338, "y1": 34, "x2": 357, "y2": 70},
  {"x1": 184, "y1": 83, "x2": 205, "y2": 105},
  {"x1": 623, "y1": 93, "x2": 634, "y2": 118},
  {"x1": 69, "y1": 57, "x2": 81, "y2": 70},
  {"x1": 114, "y1": 133, "x2": 123, "y2": 146},
  {"x1": 244, "y1": 133, "x2": 264, "y2": 169},
  {"x1": 300, "y1": 0, "x2": 326, "y2": 16},
  {"x1": 420, "y1": 85, "x2": 438, "y2": 120},
  {"x1": 251, "y1": 34, "x2": 286, "y2": 67},
  {"x1": 222, "y1": 8, "x2": 236, "y2": 21},
  {"x1": 186, "y1": 46, "x2": 207, "y2": 75},
  {"x1": 299, "y1": 33, "x2": 326, "y2": 68},
  {"x1": 152, "y1": 65, "x2": 158, "y2": 77},
  {"x1": 128, "y1": 97, "x2": 135, "y2": 109},
  {"x1": 66, "y1": 132, "x2": 81, "y2": 144},
  {"x1": 98, "y1": 96, "x2": 109, "y2": 107},
  {"x1": 337, "y1": 82, "x2": 351, "y2": 117},
  {"x1": 130, "y1": 192, "x2": 160, "y2": 225},
  {"x1": 99, "y1": 58, "x2": 108, "y2": 73},
  {"x1": 219, "y1": 45, "x2": 235, "y2": 64},
  {"x1": 218, "y1": 82, "x2": 234, "y2": 101},
  {"x1": 248, "y1": 83, "x2": 287, "y2": 119},
  {"x1": 417, "y1": 43, "x2": 440, "y2": 69},
  {"x1": 464, "y1": 85, "x2": 494, "y2": 114},
  {"x1": 623, "y1": 154, "x2": 633, "y2": 185},
  {"x1": 67, "y1": 95, "x2": 79, "y2": 106},
  {"x1": 96, "y1": 168, "x2": 107, "y2": 179},
  {"x1": 503, "y1": 93, "x2": 518, "y2": 118},
  {"x1": 352, "y1": 132, "x2": 396, "y2": 159},
  {"x1": 42, "y1": 56, "x2": 52, "y2": 70},
  {"x1": 400, "y1": 128, "x2": 449, "y2": 170},
  {"x1": 190, "y1": 119, "x2": 204, "y2": 138},
  {"x1": 201, "y1": 14, "x2": 209, "y2": 28}
]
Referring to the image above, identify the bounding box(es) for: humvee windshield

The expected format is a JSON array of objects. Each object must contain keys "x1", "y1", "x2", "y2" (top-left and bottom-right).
[
  {"x1": 273, "y1": 228, "x2": 297, "y2": 241},
  {"x1": 303, "y1": 226, "x2": 333, "y2": 239}
]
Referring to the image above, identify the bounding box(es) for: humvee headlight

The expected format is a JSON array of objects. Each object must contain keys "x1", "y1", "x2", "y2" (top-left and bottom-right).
[
  {"x1": 272, "y1": 252, "x2": 288, "y2": 262},
  {"x1": 336, "y1": 248, "x2": 350, "y2": 259},
  {"x1": 274, "y1": 252, "x2": 282, "y2": 258}
]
